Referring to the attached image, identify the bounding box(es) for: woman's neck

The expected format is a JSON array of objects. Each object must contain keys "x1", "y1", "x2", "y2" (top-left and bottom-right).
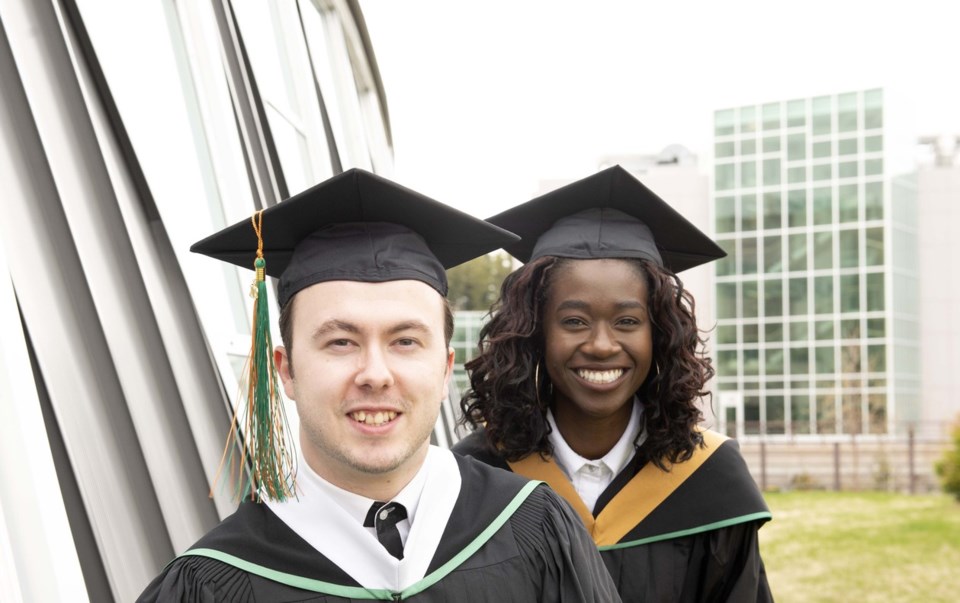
[{"x1": 551, "y1": 401, "x2": 634, "y2": 460}]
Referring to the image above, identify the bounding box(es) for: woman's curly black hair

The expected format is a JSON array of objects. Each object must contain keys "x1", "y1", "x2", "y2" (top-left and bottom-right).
[{"x1": 459, "y1": 256, "x2": 715, "y2": 470}]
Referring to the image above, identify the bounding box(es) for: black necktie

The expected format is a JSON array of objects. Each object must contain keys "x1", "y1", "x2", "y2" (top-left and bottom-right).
[{"x1": 364, "y1": 501, "x2": 408, "y2": 560}]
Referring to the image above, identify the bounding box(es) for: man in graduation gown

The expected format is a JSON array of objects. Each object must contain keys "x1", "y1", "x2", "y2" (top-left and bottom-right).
[
  {"x1": 454, "y1": 166, "x2": 774, "y2": 601},
  {"x1": 138, "y1": 169, "x2": 620, "y2": 602}
]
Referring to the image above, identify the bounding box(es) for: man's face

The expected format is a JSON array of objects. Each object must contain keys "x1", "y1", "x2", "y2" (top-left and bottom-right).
[{"x1": 275, "y1": 279, "x2": 454, "y2": 491}]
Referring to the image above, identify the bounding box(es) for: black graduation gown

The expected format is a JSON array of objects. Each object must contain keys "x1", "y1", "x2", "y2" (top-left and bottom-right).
[
  {"x1": 453, "y1": 429, "x2": 774, "y2": 602},
  {"x1": 137, "y1": 453, "x2": 621, "y2": 602}
]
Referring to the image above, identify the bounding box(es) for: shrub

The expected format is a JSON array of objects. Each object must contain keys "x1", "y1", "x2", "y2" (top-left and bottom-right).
[{"x1": 935, "y1": 418, "x2": 960, "y2": 502}]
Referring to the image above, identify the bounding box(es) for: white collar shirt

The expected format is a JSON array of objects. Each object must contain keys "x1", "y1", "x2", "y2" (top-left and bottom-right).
[{"x1": 547, "y1": 399, "x2": 644, "y2": 513}]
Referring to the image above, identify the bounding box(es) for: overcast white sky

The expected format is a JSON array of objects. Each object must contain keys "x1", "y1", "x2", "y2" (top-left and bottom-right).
[{"x1": 359, "y1": 0, "x2": 960, "y2": 217}]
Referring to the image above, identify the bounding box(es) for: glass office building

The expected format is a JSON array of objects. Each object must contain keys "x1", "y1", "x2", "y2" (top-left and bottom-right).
[{"x1": 712, "y1": 89, "x2": 920, "y2": 439}]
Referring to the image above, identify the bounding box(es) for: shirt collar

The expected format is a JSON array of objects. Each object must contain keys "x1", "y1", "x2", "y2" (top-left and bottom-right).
[{"x1": 547, "y1": 398, "x2": 643, "y2": 478}]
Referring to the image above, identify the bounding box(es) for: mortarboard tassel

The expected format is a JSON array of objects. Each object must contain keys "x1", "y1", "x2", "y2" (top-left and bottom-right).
[{"x1": 213, "y1": 210, "x2": 296, "y2": 502}]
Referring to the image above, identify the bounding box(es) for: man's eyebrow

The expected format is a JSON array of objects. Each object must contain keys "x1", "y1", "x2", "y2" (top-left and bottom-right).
[
  {"x1": 387, "y1": 320, "x2": 431, "y2": 335},
  {"x1": 311, "y1": 320, "x2": 361, "y2": 340}
]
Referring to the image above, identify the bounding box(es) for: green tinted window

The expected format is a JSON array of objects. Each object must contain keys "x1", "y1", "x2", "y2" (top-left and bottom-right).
[
  {"x1": 787, "y1": 166, "x2": 806, "y2": 184},
  {"x1": 717, "y1": 324, "x2": 737, "y2": 345},
  {"x1": 866, "y1": 318, "x2": 885, "y2": 338},
  {"x1": 838, "y1": 184, "x2": 858, "y2": 222},
  {"x1": 843, "y1": 394, "x2": 862, "y2": 433},
  {"x1": 763, "y1": 135, "x2": 781, "y2": 153},
  {"x1": 864, "y1": 89, "x2": 883, "y2": 129},
  {"x1": 813, "y1": 164, "x2": 832, "y2": 181},
  {"x1": 741, "y1": 161, "x2": 757, "y2": 187},
  {"x1": 866, "y1": 272, "x2": 884, "y2": 311},
  {"x1": 716, "y1": 238, "x2": 736, "y2": 276},
  {"x1": 812, "y1": 96, "x2": 832, "y2": 135},
  {"x1": 744, "y1": 349, "x2": 760, "y2": 376},
  {"x1": 813, "y1": 187, "x2": 833, "y2": 224},
  {"x1": 764, "y1": 235, "x2": 783, "y2": 273},
  {"x1": 765, "y1": 280, "x2": 783, "y2": 317},
  {"x1": 763, "y1": 159, "x2": 781, "y2": 186},
  {"x1": 740, "y1": 139, "x2": 757, "y2": 155},
  {"x1": 789, "y1": 277, "x2": 808, "y2": 314},
  {"x1": 766, "y1": 396, "x2": 785, "y2": 434},
  {"x1": 743, "y1": 280, "x2": 758, "y2": 318},
  {"x1": 817, "y1": 394, "x2": 836, "y2": 434},
  {"x1": 715, "y1": 141, "x2": 735, "y2": 158},
  {"x1": 743, "y1": 323, "x2": 759, "y2": 344},
  {"x1": 837, "y1": 92, "x2": 858, "y2": 132},
  {"x1": 764, "y1": 192, "x2": 782, "y2": 230},
  {"x1": 839, "y1": 228, "x2": 859, "y2": 268},
  {"x1": 839, "y1": 161, "x2": 858, "y2": 179},
  {"x1": 865, "y1": 228, "x2": 883, "y2": 265},
  {"x1": 838, "y1": 138, "x2": 858, "y2": 155},
  {"x1": 766, "y1": 348, "x2": 784, "y2": 374},
  {"x1": 812, "y1": 141, "x2": 832, "y2": 158},
  {"x1": 716, "y1": 196, "x2": 736, "y2": 233},
  {"x1": 868, "y1": 344, "x2": 886, "y2": 372},
  {"x1": 715, "y1": 108, "x2": 735, "y2": 136},
  {"x1": 741, "y1": 194, "x2": 757, "y2": 230},
  {"x1": 814, "y1": 231, "x2": 833, "y2": 269},
  {"x1": 816, "y1": 346, "x2": 836, "y2": 373},
  {"x1": 742, "y1": 237, "x2": 757, "y2": 274},
  {"x1": 815, "y1": 319, "x2": 834, "y2": 340},
  {"x1": 715, "y1": 164, "x2": 735, "y2": 191},
  {"x1": 868, "y1": 393, "x2": 886, "y2": 434},
  {"x1": 739, "y1": 106, "x2": 757, "y2": 133},
  {"x1": 789, "y1": 233, "x2": 807, "y2": 271},
  {"x1": 791, "y1": 347, "x2": 810, "y2": 374},
  {"x1": 790, "y1": 321, "x2": 809, "y2": 341},
  {"x1": 865, "y1": 134, "x2": 882, "y2": 152},
  {"x1": 717, "y1": 350, "x2": 738, "y2": 376},
  {"x1": 787, "y1": 133, "x2": 806, "y2": 160},
  {"x1": 788, "y1": 189, "x2": 807, "y2": 227},
  {"x1": 865, "y1": 158, "x2": 883, "y2": 176},
  {"x1": 814, "y1": 276, "x2": 834, "y2": 314},
  {"x1": 840, "y1": 274, "x2": 860, "y2": 312},
  {"x1": 717, "y1": 283, "x2": 737, "y2": 318},
  {"x1": 865, "y1": 181, "x2": 883, "y2": 220},
  {"x1": 763, "y1": 102, "x2": 781, "y2": 130},
  {"x1": 765, "y1": 322, "x2": 784, "y2": 342},
  {"x1": 787, "y1": 99, "x2": 806, "y2": 127},
  {"x1": 792, "y1": 395, "x2": 811, "y2": 434},
  {"x1": 841, "y1": 318, "x2": 861, "y2": 339}
]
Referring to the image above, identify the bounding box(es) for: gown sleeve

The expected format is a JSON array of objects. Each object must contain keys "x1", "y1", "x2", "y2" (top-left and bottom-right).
[
  {"x1": 136, "y1": 555, "x2": 256, "y2": 603},
  {"x1": 693, "y1": 520, "x2": 773, "y2": 603},
  {"x1": 512, "y1": 485, "x2": 622, "y2": 603}
]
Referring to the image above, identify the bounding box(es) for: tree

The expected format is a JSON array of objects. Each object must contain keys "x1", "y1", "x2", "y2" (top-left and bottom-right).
[
  {"x1": 446, "y1": 251, "x2": 515, "y2": 311},
  {"x1": 936, "y1": 417, "x2": 960, "y2": 502}
]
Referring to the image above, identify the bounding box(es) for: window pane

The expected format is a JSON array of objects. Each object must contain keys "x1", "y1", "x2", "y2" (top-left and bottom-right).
[
  {"x1": 790, "y1": 321, "x2": 809, "y2": 342},
  {"x1": 715, "y1": 109, "x2": 735, "y2": 136},
  {"x1": 812, "y1": 140, "x2": 832, "y2": 158},
  {"x1": 789, "y1": 233, "x2": 808, "y2": 271},
  {"x1": 862, "y1": 228, "x2": 883, "y2": 265},
  {"x1": 765, "y1": 322, "x2": 783, "y2": 342},
  {"x1": 767, "y1": 396, "x2": 785, "y2": 434},
  {"x1": 743, "y1": 280, "x2": 758, "y2": 318},
  {"x1": 764, "y1": 193, "x2": 782, "y2": 230},
  {"x1": 744, "y1": 349, "x2": 760, "y2": 375},
  {"x1": 864, "y1": 89, "x2": 883, "y2": 129},
  {"x1": 763, "y1": 135, "x2": 781, "y2": 153},
  {"x1": 740, "y1": 139, "x2": 757, "y2": 155},
  {"x1": 787, "y1": 99, "x2": 806, "y2": 127},
  {"x1": 814, "y1": 344, "x2": 835, "y2": 374},
  {"x1": 789, "y1": 277, "x2": 808, "y2": 314},
  {"x1": 765, "y1": 280, "x2": 783, "y2": 317},
  {"x1": 716, "y1": 238, "x2": 736, "y2": 276},
  {"x1": 787, "y1": 133, "x2": 806, "y2": 160},
  {"x1": 762, "y1": 102, "x2": 781, "y2": 130},
  {"x1": 813, "y1": 164, "x2": 832, "y2": 181},
  {"x1": 812, "y1": 96, "x2": 832, "y2": 135},
  {"x1": 788, "y1": 189, "x2": 807, "y2": 227},
  {"x1": 865, "y1": 134, "x2": 882, "y2": 152},
  {"x1": 764, "y1": 235, "x2": 783, "y2": 272},
  {"x1": 838, "y1": 138, "x2": 858, "y2": 155},
  {"x1": 814, "y1": 231, "x2": 833, "y2": 269},
  {"x1": 813, "y1": 188, "x2": 833, "y2": 224},
  {"x1": 743, "y1": 323, "x2": 759, "y2": 343},
  {"x1": 842, "y1": 393, "x2": 862, "y2": 434},
  {"x1": 866, "y1": 272, "x2": 885, "y2": 311},
  {"x1": 717, "y1": 324, "x2": 737, "y2": 345},
  {"x1": 715, "y1": 141, "x2": 735, "y2": 158},
  {"x1": 868, "y1": 344, "x2": 886, "y2": 372},
  {"x1": 815, "y1": 319, "x2": 835, "y2": 340},
  {"x1": 716, "y1": 196, "x2": 736, "y2": 233},
  {"x1": 867, "y1": 318, "x2": 885, "y2": 338},
  {"x1": 742, "y1": 238, "x2": 758, "y2": 274},
  {"x1": 839, "y1": 161, "x2": 858, "y2": 179},
  {"x1": 817, "y1": 394, "x2": 836, "y2": 434},
  {"x1": 741, "y1": 194, "x2": 757, "y2": 230},
  {"x1": 868, "y1": 393, "x2": 886, "y2": 434},
  {"x1": 814, "y1": 276, "x2": 834, "y2": 314},
  {"x1": 715, "y1": 164, "x2": 735, "y2": 191},
  {"x1": 840, "y1": 274, "x2": 860, "y2": 312},
  {"x1": 744, "y1": 395, "x2": 760, "y2": 434},
  {"x1": 741, "y1": 161, "x2": 757, "y2": 187},
  {"x1": 791, "y1": 347, "x2": 810, "y2": 374},
  {"x1": 787, "y1": 166, "x2": 806, "y2": 184},
  {"x1": 739, "y1": 106, "x2": 757, "y2": 133},
  {"x1": 717, "y1": 350, "x2": 738, "y2": 375},
  {"x1": 792, "y1": 395, "x2": 811, "y2": 434},
  {"x1": 766, "y1": 347, "x2": 784, "y2": 374},
  {"x1": 839, "y1": 228, "x2": 859, "y2": 268},
  {"x1": 837, "y1": 92, "x2": 858, "y2": 132},
  {"x1": 838, "y1": 184, "x2": 858, "y2": 222},
  {"x1": 841, "y1": 319, "x2": 861, "y2": 339},
  {"x1": 717, "y1": 283, "x2": 737, "y2": 319},
  {"x1": 865, "y1": 158, "x2": 883, "y2": 176},
  {"x1": 865, "y1": 181, "x2": 883, "y2": 220},
  {"x1": 763, "y1": 159, "x2": 781, "y2": 186}
]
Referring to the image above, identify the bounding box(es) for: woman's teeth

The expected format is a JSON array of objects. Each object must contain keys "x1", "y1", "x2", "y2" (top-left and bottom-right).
[
  {"x1": 350, "y1": 411, "x2": 398, "y2": 426},
  {"x1": 576, "y1": 369, "x2": 624, "y2": 384}
]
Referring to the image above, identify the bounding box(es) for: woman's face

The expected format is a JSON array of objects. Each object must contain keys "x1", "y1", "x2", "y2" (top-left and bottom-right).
[{"x1": 542, "y1": 259, "x2": 653, "y2": 423}]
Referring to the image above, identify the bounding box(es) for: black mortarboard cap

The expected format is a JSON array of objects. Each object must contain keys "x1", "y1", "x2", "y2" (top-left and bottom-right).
[
  {"x1": 191, "y1": 168, "x2": 520, "y2": 306},
  {"x1": 486, "y1": 165, "x2": 725, "y2": 272}
]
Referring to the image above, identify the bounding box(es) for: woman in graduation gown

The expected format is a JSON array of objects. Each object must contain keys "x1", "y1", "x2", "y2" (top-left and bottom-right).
[{"x1": 454, "y1": 166, "x2": 775, "y2": 602}]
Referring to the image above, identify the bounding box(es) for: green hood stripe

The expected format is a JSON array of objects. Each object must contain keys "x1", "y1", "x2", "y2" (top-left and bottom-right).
[
  {"x1": 179, "y1": 480, "x2": 542, "y2": 600},
  {"x1": 598, "y1": 511, "x2": 773, "y2": 551}
]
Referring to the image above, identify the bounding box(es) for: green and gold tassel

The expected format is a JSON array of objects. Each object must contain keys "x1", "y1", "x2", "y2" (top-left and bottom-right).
[{"x1": 213, "y1": 210, "x2": 296, "y2": 502}]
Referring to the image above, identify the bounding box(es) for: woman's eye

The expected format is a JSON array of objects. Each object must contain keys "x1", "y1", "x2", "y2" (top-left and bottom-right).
[{"x1": 561, "y1": 317, "x2": 587, "y2": 327}]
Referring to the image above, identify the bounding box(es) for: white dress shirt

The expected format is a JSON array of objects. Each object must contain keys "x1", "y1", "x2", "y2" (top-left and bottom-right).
[{"x1": 547, "y1": 399, "x2": 644, "y2": 513}]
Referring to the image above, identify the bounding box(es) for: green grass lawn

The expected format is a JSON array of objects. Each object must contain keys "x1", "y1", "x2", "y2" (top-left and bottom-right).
[{"x1": 760, "y1": 491, "x2": 960, "y2": 602}]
